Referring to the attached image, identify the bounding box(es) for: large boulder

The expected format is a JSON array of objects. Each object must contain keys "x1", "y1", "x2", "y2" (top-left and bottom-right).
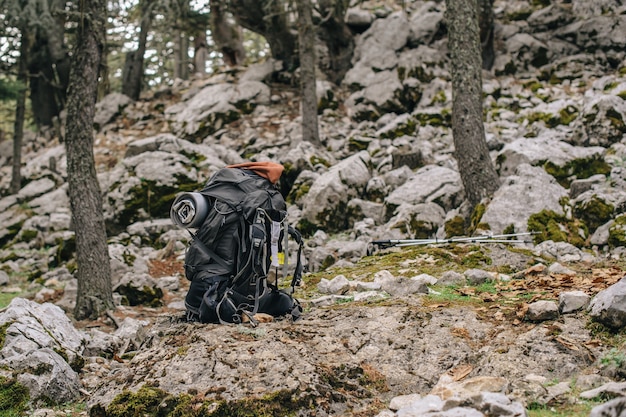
[
  {"x1": 0, "y1": 298, "x2": 86, "y2": 404},
  {"x1": 481, "y1": 164, "x2": 568, "y2": 235},
  {"x1": 299, "y1": 151, "x2": 372, "y2": 233},
  {"x1": 588, "y1": 277, "x2": 626, "y2": 330}
]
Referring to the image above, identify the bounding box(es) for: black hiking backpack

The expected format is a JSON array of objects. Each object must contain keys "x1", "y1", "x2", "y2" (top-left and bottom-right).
[{"x1": 170, "y1": 162, "x2": 305, "y2": 326}]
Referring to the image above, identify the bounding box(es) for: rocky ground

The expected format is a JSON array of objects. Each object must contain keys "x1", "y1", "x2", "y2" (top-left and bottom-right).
[{"x1": 6, "y1": 240, "x2": 621, "y2": 417}]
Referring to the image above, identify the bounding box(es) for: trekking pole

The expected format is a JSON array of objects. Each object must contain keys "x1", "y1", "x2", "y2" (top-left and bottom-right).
[{"x1": 371, "y1": 232, "x2": 537, "y2": 249}]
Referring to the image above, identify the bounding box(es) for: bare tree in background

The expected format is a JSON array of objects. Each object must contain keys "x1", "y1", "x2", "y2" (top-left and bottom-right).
[
  {"x1": 316, "y1": 0, "x2": 355, "y2": 85},
  {"x1": 122, "y1": 0, "x2": 155, "y2": 100},
  {"x1": 209, "y1": 0, "x2": 245, "y2": 66},
  {"x1": 445, "y1": 0, "x2": 500, "y2": 211},
  {"x1": 28, "y1": 0, "x2": 71, "y2": 127},
  {"x1": 11, "y1": 29, "x2": 30, "y2": 194},
  {"x1": 230, "y1": 0, "x2": 298, "y2": 70},
  {"x1": 65, "y1": 0, "x2": 114, "y2": 320},
  {"x1": 296, "y1": 0, "x2": 321, "y2": 146},
  {"x1": 478, "y1": 0, "x2": 495, "y2": 70}
]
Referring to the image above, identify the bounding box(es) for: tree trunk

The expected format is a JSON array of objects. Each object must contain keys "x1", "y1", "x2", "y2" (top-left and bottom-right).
[
  {"x1": 172, "y1": 0, "x2": 190, "y2": 80},
  {"x1": 65, "y1": 0, "x2": 114, "y2": 320},
  {"x1": 296, "y1": 0, "x2": 321, "y2": 146},
  {"x1": 11, "y1": 30, "x2": 31, "y2": 194},
  {"x1": 122, "y1": 0, "x2": 154, "y2": 100},
  {"x1": 209, "y1": 0, "x2": 245, "y2": 67},
  {"x1": 445, "y1": 0, "x2": 500, "y2": 210},
  {"x1": 193, "y1": 30, "x2": 208, "y2": 74},
  {"x1": 28, "y1": 0, "x2": 70, "y2": 127},
  {"x1": 316, "y1": 0, "x2": 355, "y2": 84},
  {"x1": 230, "y1": 0, "x2": 298, "y2": 70},
  {"x1": 478, "y1": 0, "x2": 495, "y2": 70}
]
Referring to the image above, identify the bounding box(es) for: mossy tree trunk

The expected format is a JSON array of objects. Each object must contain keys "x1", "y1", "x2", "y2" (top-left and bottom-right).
[
  {"x1": 445, "y1": 0, "x2": 500, "y2": 210},
  {"x1": 296, "y1": 0, "x2": 321, "y2": 146},
  {"x1": 65, "y1": 0, "x2": 114, "y2": 320},
  {"x1": 11, "y1": 29, "x2": 31, "y2": 194}
]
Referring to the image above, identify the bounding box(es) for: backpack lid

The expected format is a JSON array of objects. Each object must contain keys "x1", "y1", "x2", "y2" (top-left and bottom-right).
[{"x1": 226, "y1": 161, "x2": 284, "y2": 184}]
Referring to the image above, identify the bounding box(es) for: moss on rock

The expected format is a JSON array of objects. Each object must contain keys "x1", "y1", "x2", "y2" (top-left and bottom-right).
[
  {"x1": 96, "y1": 385, "x2": 313, "y2": 417},
  {"x1": 117, "y1": 176, "x2": 204, "y2": 229},
  {"x1": 573, "y1": 195, "x2": 614, "y2": 233},
  {"x1": 544, "y1": 156, "x2": 611, "y2": 188},
  {"x1": 608, "y1": 215, "x2": 626, "y2": 248},
  {"x1": 0, "y1": 376, "x2": 29, "y2": 415},
  {"x1": 116, "y1": 283, "x2": 164, "y2": 307},
  {"x1": 528, "y1": 209, "x2": 588, "y2": 247}
]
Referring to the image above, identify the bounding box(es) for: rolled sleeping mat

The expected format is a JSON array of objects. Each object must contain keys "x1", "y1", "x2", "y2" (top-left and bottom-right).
[{"x1": 170, "y1": 192, "x2": 210, "y2": 229}]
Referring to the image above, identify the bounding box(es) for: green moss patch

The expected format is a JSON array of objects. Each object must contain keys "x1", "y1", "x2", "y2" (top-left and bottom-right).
[
  {"x1": 608, "y1": 215, "x2": 626, "y2": 248},
  {"x1": 0, "y1": 376, "x2": 29, "y2": 416},
  {"x1": 0, "y1": 220, "x2": 25, "y2": 249},
  {"x1": 522, "y1": 106, "x2": 579, "y2": 129},
  {"x1": 528, "y1": 209, "x2": 588, "y2": 247},
  {"x1": 573, "y1": 196, "x2": 614, "y2": 234},
  {"x1": 116, "y1": 283, "x2": 164, "y2": 307},
  {"x1": 414, "y1": 110, "x2": 451, "y2": 127},
  {"x1": 444, "y1": 216, "x2": 466, "y2": 238},
  {"x1": 544, "y1": 157, "x2": 611, "y2": 188},
  {"x1": 211, "y1": 390, "x2": 312, "y2": 417},
  {"x1": 96, "y1": 385, "x2": 313, "y2": 417}
]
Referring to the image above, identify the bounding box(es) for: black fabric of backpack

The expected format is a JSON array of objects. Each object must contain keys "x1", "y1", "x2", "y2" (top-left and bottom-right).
[{"x1": 181, "y1": 166, "x2": 304, "y2": 325}]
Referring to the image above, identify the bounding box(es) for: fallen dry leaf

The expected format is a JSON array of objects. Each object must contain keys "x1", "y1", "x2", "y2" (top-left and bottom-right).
[
  {"x1": 446, "y1": 364, "x2": 473, "y2": 381},
  {"x1": 451, "y1": 327, "x2": 471, "y2": 339},
  {"x1": 555, "y1": 336, "x2": 579, "y2": 351}
]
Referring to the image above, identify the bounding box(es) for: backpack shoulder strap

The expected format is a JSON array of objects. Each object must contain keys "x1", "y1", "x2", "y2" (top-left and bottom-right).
[
  {"x1": 287, "y1": 225, "x2": 305, "y2": 290},
  {"x1": 187, "y1": 230, "x2": 231, "y2": 272}
]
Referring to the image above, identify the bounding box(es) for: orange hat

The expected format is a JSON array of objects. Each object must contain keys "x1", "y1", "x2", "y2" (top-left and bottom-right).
[{"x1": 227, "y1": 161, "x2": 285, "y2": 184}]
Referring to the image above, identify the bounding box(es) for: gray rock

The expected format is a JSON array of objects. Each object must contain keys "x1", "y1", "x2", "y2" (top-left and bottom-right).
[
  {"x1": 345, "y1": 7, "x2": 374, "y2": 30},
  {"x1": 0, "y1": 298, "x2": 85, "y2": 365},
  {"x1": 113, "y1": 272, "x2": 163, "y2": 307},
  {"x1": 471, "y1": 392, "x2": 528, "y2": 417},
  {"x1": 17, "y1": 177, "x2": 56, "y2": 202},
  {"x1": 496, "y1": 134, "x2": 605, "y2": 179},
  {"x1": 525, "y1": 300, "x2": 559, "y2": 322},
  {"x1": 558, "y1": 291, "x2": 590, "y2": 314},
  {"x1": 548, "y1": 262, "x2": 576, "y2": 276},
  {"x1": 588, "y1": 277, "x2": 626, "y2": 330},
  {"x1": 482, "y1": 164, "x2": 568, "y2": 235},
  {"x1": 0, "y1": 270, "x2": 8, "y2": 286},
  {"x1": 438, "y1": 271, "x2": 465, "y2": 286},
  {"x1": 2, "y1": 348, "x2": 82, "y2": 404},
  {"x1": 384, "y1": 202, "x2": 446, "y2": 239},
  {"x1": 300, "y1": 151, "x2": 371, "y2": 232},
  {"x1": 533, "y1": 240, "x2": 590, "y2": 263},
  {"x1": 569, "y1": 174, "x2": 607, "y2": 199},
  {"x1": 408, "y1": 4, "x2": 444, "y2": 46},
  {"x1": 385, "y1": 165, "x2": 463, "y2": 213},
  {"x1": 396, "y1": 394, "x2": 445, "y2": 416},
  {"x1": 588, "y1": 396, "x2": 626, "y2": 417},
  {"x1": 464, "y1": 269, "x2": 493, "y2": 285},
  {"x1": 389, "y1": 393, "x2": 422, "y2": 411},
  {"x1": 381, "y1": 276, "x2": 429, "y2": 297},
  {"x1": 318, "y1": 275, "x2": 351, "y2": 295},
  {"x1": 94, "y1": 92, "x2": 132, "y2": 128},
  {"x1": 0, "y1": 298, "x2": 86, "y2": 404},
  {"x1": 113, "y1": 317, "x2": 150, "y2": 352},
  {"x1": 580, "y1": 381, "x2": 626, "y2": 400}
]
